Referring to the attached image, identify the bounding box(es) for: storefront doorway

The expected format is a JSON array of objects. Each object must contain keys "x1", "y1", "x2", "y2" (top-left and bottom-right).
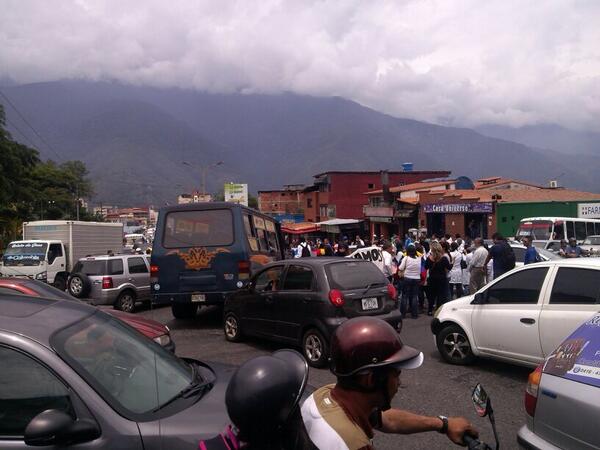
[
  {"x1": 465, "y1": 214, "x2": 488, "y2": 239},
  {"x1": 427, "y1": 213, "x2": 446, "y2": 237}
]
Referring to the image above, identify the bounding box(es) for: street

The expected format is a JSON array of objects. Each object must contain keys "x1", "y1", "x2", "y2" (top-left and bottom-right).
[{"x1": 137, "y1": 304, "x2": 531, "y2": 450}]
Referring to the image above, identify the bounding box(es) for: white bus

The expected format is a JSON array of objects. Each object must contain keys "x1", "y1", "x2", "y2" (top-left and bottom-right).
[{"x1": 516, "y1": 216, "x2": 600, "y2": 247}]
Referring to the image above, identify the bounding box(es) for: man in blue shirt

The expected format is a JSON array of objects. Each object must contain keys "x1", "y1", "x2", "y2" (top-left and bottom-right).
[
  {"x1": 522, "y1": 237, "x2": 539, "y2": 264},
  {"x1": 564, "y1": 238, "x2": 583, "y2": 258}
]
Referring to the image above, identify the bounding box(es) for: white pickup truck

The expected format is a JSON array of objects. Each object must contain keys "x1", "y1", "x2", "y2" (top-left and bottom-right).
[{"x1": 0, "y1": 220, "x2": 123, "y2": 290}]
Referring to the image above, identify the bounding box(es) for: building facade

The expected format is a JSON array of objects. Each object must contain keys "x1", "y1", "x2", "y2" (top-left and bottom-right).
[{"x1": 257, "y1": 185, "x2": 305, "y2": 215}]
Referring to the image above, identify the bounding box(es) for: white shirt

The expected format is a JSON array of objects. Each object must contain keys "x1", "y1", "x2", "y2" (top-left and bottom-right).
[
  {"x1": 469, "y1": 246, "x2": 488, "y2": 269},
  {"x1": 295, "y1": 243, "x2": 311, "y2": 258},
  {"x1": 382, "y1": 250, "x2": 395, "y2": 277},
  {"x1": 399, "y1": 255, "x2": 421, "y2": 280}
]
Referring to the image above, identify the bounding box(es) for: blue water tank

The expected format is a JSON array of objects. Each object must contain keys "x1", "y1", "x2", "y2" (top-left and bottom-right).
[
  {"x1": 402, "y1": 162, "x2": 414, "y2": 172},
  {"x1": 455, "y1": 176, "x2": 475, "y2": 189}
]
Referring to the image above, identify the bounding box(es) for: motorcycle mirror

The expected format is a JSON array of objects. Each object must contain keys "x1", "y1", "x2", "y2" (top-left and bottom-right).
[{"x1": 471, "y1": 383, "x2": 490, "y2": 417}]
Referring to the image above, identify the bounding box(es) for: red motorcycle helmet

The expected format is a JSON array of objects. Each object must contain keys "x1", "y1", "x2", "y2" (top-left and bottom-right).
[{"x1": 330, "y1": 317, "x2": 423, "y2": 377}]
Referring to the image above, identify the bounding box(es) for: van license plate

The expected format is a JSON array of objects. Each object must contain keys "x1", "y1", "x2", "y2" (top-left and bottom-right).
[
  {"x1": 361, "y1": 298, "x2": 378, "y2": 310},
  {"x1": 191, "y1": 294, "x2": 206, "y2": 303}
]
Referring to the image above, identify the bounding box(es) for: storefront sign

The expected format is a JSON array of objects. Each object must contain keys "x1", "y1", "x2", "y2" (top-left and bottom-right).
[
  {"x1": 578, "y1": 203, "x2": 600, "y2": 219},
  {"x1": 370, "y1": 217, "x2": 392, "y2": 223},
  {"x1": 423, "y1": 202, "x2": 493, "y2": 214}
]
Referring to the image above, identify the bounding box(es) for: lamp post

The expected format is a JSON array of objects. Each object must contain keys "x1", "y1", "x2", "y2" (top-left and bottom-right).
[{"x1": 182, "y1": 161, "x2": 224, "y2": 196}]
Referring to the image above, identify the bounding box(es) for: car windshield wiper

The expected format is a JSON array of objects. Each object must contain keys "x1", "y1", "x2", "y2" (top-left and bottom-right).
[
  {"x1": 151, "y1": 363, "x2": 212, "y2": 412},
  {"x1": 361, "y1": 282, "x2": 385, "y2": 295}
]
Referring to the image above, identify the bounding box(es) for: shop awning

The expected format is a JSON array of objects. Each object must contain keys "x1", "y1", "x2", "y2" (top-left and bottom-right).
[
  {"x1": 281, "y1": 222, "x2": 320, "y2": 235},
  {"x1": 317, "y1": 218, "x2": 362, "y2": 234}
]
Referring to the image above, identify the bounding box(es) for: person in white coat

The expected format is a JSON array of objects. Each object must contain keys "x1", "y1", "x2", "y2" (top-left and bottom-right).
[
  {"x1": 449, "y1": 242, "x2": 464, "y2": 299},
  {"x1": 462, "y1": 247, "x2": 473, "y2": 295}
]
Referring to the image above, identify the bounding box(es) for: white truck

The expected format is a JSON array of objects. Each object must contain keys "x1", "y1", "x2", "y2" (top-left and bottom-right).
[{"x1": 0, "y1": 220, "x2": 123, "y2": 290}]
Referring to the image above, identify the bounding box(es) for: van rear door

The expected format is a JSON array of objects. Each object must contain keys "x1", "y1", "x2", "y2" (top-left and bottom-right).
[{"x1": 156, "y1": 208, "x2": 242, "y2": 299}]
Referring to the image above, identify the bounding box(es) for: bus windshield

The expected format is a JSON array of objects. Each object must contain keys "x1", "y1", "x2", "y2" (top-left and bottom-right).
[{"x1": 516, "y1": 220, "x2": 554, "y2": 241}]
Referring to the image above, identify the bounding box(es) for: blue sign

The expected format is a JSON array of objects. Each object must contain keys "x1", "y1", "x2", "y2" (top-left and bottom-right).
[{"x1": 543, "y1": 313, "x2": 600, "y2": 388}]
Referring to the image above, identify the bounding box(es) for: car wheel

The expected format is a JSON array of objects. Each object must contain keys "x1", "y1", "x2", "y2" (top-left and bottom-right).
[
  {"x1": 436, "y1": 325, "x2": 476, "y2": 365},
  {"x1": 171, "y1": 302, "x2": 198, "y2": 319},
  {"x1": 303, "y1": 329, "x2": 328, "y2": 368},
  {"x1": 53, "y1": 275, "x2": 67, "y2": 292},
  {"x1": 115, "y1": 291, "x2": 136, "y2": 313},
  {"x1": 68, "y1": 273, "x2": 91, "y2": 298},
  {"x1": 224, "y1": 312, "x2": 243, "y2": 342}
]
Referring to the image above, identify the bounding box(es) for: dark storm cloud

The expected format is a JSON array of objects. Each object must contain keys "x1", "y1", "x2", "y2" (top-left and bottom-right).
[{"x1": 1, "y1": 0, "x2": 599, "y2": 130}]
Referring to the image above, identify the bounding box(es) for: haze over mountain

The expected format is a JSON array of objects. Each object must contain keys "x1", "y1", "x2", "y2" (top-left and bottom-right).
[{"x1": 2, "y1": 80, "x2": 598, "y2": 207}]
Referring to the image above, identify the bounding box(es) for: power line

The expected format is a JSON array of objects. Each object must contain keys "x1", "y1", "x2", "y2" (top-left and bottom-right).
[
  {"x1": 0, "y1": 89, "x2": 63, "y2": 161},
  {"x1": 4, "y1": 116, "x2": 40, "y2": 150}
]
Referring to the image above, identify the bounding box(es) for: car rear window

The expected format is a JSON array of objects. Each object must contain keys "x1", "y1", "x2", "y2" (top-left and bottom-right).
[
  {"x1": 163, "y1": 209, "x2": 234, "y2": 248},
  {"x1": 326, "y1": 261, "x2": 387, "y2": 290},
  {"x1": 72, "y1": 259, "x2": 123, "y2": 276}
]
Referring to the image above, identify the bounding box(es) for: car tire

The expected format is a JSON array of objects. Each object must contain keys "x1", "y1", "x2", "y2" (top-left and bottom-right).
[
  {"x1": 115, "y1": 290, "x2": 136, "y2": 313},
  {"x1": 302, "y1": 328, "x2": 329, "y2": 368},
  {"x1": 171, "y1": 302, "x2": 198, "y2": 319},
  {"x1": 436, "y1": 325, "x2": 476, "y2": 365},
  {"x1": 53, "y1": 275, "x2": 67, "y2": 292},
  {"x1": 68, "y1": 273, "x2": 91, "y2": 298},
  {"x1": 224, "y1": 312, "x2": 243, "y2": 342}
]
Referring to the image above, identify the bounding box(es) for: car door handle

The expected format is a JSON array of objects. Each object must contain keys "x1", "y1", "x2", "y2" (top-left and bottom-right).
[{"x1": 520, "y1": 318, "x2": 536, "y2": 324}]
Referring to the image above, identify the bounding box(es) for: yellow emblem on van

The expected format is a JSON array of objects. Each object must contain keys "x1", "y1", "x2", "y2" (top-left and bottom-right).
[{"x1": 169, "y1": 247, "x2": 230, "y2": 270}]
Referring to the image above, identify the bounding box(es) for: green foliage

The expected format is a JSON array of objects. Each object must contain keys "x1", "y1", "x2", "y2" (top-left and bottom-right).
[{"x1": 0, "y1": 104, "x2": 95, "y2": 247}]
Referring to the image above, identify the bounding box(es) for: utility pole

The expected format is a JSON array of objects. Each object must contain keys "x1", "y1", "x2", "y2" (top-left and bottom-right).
[{"x1": 76, "y1": 186, "x2": 80, "y2": 221}]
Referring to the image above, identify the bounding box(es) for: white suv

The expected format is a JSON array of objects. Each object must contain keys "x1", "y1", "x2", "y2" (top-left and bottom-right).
[{"x1": 431, "y1": 259, "x2": 600, "y2": 367}]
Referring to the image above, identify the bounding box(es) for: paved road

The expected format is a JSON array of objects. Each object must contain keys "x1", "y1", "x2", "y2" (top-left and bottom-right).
[{"x1": 138, "y1": 304, "x2": 530, "y2": 449}]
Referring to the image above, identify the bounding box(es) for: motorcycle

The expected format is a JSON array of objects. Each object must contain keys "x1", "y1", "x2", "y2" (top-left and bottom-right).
[{"x1": 463, "y1": 383, "x2": 500, "y2": 450}]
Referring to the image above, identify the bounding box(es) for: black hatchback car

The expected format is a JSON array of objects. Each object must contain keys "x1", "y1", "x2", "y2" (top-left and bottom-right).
[{"x1": 223, "y1": 258, "x2": 402, "y2": 367}]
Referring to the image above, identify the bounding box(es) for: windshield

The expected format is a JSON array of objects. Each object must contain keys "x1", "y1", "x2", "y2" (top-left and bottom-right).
[
  {"x1": 52, "y1": 311, "x2": 194, "y2": 418},
  {"x1": 2, "y1": 242, "x2": 47, "y2": 266},
  {"x1": 163, "y1": 209, "x2": 234, "y2": 248},
  {"x1": 583, "y1": 237, "x2": 600, "y2": 245},
  {"x1": 326, "y1": 261, "x2": 387, "y2": 290},
  {"x1": 516, "y1": 220, "x2": 553, "y2": 241}
]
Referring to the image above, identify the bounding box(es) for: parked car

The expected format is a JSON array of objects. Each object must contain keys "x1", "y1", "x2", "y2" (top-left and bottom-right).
[
  {"x1": 68, "y1": 254, "x2": 151, "y2": 313},
  {"x1": 518, "y1": 312, "x2": 600, "y2": 449},
  {"x1": 580, "y1": 235, "x2": 600, "y2": 256},
  {"x1": 0, "y1": 277, "x2": 174, "y2": 351},
  {"x1": 223, "y1": 258, "x2": 402, "y2": 367},
  {"x1": 431, "y1": 259, "x2": 600, "y2": 367},
  {"x1": 0, "y1": 294, "x2": 232, "y2": 449}
]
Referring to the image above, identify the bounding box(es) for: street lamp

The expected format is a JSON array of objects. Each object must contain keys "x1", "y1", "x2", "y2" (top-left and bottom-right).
[{"x1": 182, "y1": 161, "x2": 224, "y2": 195}]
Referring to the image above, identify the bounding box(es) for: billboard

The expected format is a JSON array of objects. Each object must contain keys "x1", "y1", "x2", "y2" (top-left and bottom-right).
[
  {"x1": 224, "y1": 183, "x2": 248, "y2": 207},
  {"x1": 578, "y1": 202, "x2": 600, "y2": 219}
]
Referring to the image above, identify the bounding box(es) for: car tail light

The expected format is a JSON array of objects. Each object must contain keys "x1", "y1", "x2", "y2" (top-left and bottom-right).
[
  {"x1": 525, "y1": 363, "x2": 543, "y2": 417},
  {"x1": 102, "y1": 277, "x2": 113, "y2": 289},
  {"x1": 328, "y1": 289, "x2": 345, "y2": 307},
  {"x1": 238, "y1": 260, "x2": 250, "y2": 279},
  {"x1": 387, "y1": 283, "x2": 398, "y2": 301}
]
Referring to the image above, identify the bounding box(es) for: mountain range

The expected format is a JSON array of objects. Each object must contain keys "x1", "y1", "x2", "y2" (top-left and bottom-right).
[{"x1": 1, "y1": 80, "x2": 598, "y2": 206}]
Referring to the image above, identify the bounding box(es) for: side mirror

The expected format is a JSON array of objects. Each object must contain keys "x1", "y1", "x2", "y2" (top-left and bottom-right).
[
  {"x1": 24, "y1": 409, "x2": 100, "y2": 447},
  {"x1": 472, "y1": 292, "x2": 487, "y2": 305},
  {"x1": 471, "y1": 383, "x2": 491, "y2": 417}
]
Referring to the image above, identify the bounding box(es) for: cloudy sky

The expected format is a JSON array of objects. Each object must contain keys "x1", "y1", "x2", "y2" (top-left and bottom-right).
[{"x1": 1, "y1": 0, "x2": 599, "y2": 131}]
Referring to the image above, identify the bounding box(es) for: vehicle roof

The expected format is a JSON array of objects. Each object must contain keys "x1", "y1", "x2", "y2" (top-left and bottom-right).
[
  {"x1": 0, "y1": 294, "x2": 96, "y2": 347},
  {"x1": 157, "y1": 202, "x2": 273, "y2": 219},
  {"x1": 261, "y1": 257, "x2": 375, "y2": 268},
  {"x1": 77, "y1": 253, "x2": 146, "y2": 261},
  {"x1": 524, "y1": 258, "x2": 600, "y2": 268},
  {"x1": 520, "y1": 217, "x2": 600, "y2": 222}
]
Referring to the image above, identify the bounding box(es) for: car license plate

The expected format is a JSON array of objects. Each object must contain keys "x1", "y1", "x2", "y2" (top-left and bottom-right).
[
  {"x1": 361, "y1": 298, "x2": 378, "y2": 310},
  {"x1": 191, "y1": 294, "x2": 206, "y2": 303}
]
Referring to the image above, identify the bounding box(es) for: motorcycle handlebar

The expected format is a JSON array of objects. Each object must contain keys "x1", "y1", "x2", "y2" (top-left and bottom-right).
[{"x1": 463, "y1": 433, "x2": 490, "y2": 450}]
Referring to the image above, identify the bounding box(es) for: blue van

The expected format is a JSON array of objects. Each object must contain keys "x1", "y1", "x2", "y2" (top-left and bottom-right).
[{"x1": 150, "y1": 202, "x2": 285, "y2": 319}]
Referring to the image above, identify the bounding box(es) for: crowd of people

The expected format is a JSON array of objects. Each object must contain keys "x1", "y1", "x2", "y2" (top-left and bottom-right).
[{"x1": 287, "y1": 230, "x2": 549, "y2": 318}]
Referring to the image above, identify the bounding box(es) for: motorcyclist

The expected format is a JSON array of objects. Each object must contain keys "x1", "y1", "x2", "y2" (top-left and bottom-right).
[
  {"x1": 199, "y1": 349, "x2": 317, "y2": 450},
  {"x1": 301, "y1": 317, "x2": 478, "y2": 449}
]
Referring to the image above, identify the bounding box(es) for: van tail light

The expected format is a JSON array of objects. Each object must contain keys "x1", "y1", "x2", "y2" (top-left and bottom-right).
[
  {"x1": 525, "y1": 364, "x2": 543, "y2": 417},
  {"x1": 102, "y1": 277, "x2": 113, "y2": 289},
  {"x1": 387, "y1": 283, "x2": 398, "y2": 301},
  {"x1": 328, "y1": 289, "x2": 345, "y2": 307},
  {"x1": 238, "y1": 260, "x2": 250, "y2": 279},
  {"x1": 150, "y1": 264, "x2": 159, "y2": 282}
]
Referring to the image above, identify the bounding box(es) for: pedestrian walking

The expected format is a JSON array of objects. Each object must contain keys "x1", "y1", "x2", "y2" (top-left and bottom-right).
[
  {"x1": 381, "y1": 241, "x2": 396, "y2": 282},
  {"x1": 485, "y1": 233, "x2": 516, "y2": 280},
  {"x1": 564, "y1": 237, "x2": 583, "y2": 258},
  {"x1": 397, "y1": 244, "x2": 422, "y2": 318},
  {"x1": 461, "y1": 246, "x2": 473, "y2": 295},
  {"x1": 522, "y1": 237, "x2": 540, "y2": 264},
  {"x1": 296, "y1": 237, "x2": 312, "y2": 258},
  {"x1": 468, "y1": 238, "x2": 488, "y2": 293},
  {"x1": 448, "y1": 242, "x2": 464, "y2": 299},
  {"x1": 425, "y1": 241, "x2": 451, "y2": 315}
]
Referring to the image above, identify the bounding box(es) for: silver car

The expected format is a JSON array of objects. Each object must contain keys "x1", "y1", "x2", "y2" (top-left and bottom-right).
[
  {"x1": 518, "y1": 312, "x2": 600, "y2": 449},
  {"x1": 67, "y1": 254, "x2": 150, "y2": 313}
]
